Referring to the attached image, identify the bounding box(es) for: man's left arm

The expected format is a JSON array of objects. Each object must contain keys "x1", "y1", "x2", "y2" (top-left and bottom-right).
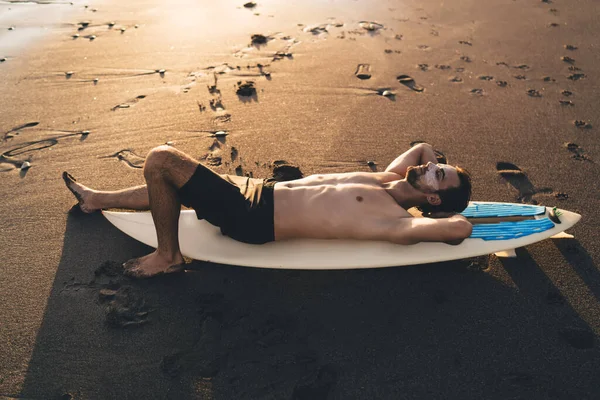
[
  {"x1": 368, "y1": 214, "x2": 473, "y2": 245},
  {"x1": 385, "y1": 143, "x2": 439, "y2": 177}
]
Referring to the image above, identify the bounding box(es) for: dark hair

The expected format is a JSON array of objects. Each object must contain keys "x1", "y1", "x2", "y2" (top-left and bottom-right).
[{"x1": 418, "y1": 166, "x2": 472, "y2": 215}]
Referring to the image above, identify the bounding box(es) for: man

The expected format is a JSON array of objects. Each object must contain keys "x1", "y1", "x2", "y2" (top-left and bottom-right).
[{"x1": 63, "y1": 142, "x2": 472, "y2": 278}]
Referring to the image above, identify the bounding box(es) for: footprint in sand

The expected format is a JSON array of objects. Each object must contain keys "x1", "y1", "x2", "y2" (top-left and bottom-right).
[
  {"x1": 496, "y1": 162, "x2": 553, "y2": 204},
  {"x1": 562, "y1": 90, "x2": 573, "y2": 96},
  {"x1": 543, "y1": 76, "x2": 556, "y2": 82},
  {"x1": 304, "y1": 24, "x2": 329, "y2": 35},
  {"x1": 355, "y1": 64, "x2": 371, "y2": 80},
  {"x1": 496, "y1": 81, "x2": 508, "y2": 87},
  {"x1": 567, "y1": 73, "x2": 586, "y2": 81},
  {"x1": 526, "y1": 89, "x2": 542, "y2": 97},
  {"x1": 418, "y1": 64, "x2": 429, "y2": 71},
  {"x1": 565, "y1": 44, "x2": 577, "y2": 50},
  {"x1": 213, "y1": 114, "x2": 232, "y2": 125},
  {"x1": 514, "y1": 75, "x2": 527, "y2": 80},
  {"x1": 559, "y1": 100, "x2": 574, "y2": 106},
  {"x1": 2, "y1": 121, "x2": 39, "y2": 141},
  {"x1": 460, "y1": 55, "x2": 472, "y2": 62},
  {"x1": 272, "y1": 48, "x2": 293, "y2": 61},
  {"x1": 201, "y1": 152, "x2": 223, "y2": 167},
  {"x1": 449, "y1": 76, "x2": 463, "y2": 83},
  {"x1": 565, "y1": 142, "x2": 591, "y2": 161},
  {"x1": 207, "y1": 73, "x2": 220, "y2": 95},
  {"x1": 251, "y1": 33, "x2": 272, "y2": 46},
  {"x1": 574, "y1": 120, "x2": 592, "y2": 129},
  {"x1": 111, "y1": 95, "x2": 147, "y2": 111},
  {"x1": 397, "y1": 75, "x2": 424, "y2": 92},
  {"x1": 1, "y1": 130, "x2": 89, "y2": 172},
  {"x1": 478, "y1": 75, "x2": 494, "y2": 81},
  {"x1": 458, "y1": 40, "x2": 472, "y2": 46},
  {"x1": 102, "y1": 149, "x2": 146, "y2": 168},
  {"x1": 561, "y1": 56, "x2": 575, "y2": 64},
  {"x1": 105, "y1": 286, "x2": 149, "y2": 328},
  {"x1": 470, "y1": 88, "x2": 484, "y2": 95},
  {"x1": 210, "y1": 97, "x2": 225, "y2": 112},
  {"x1": 435, "y1": 64, "x2": 451, "y2": 70},
  {"x1": 236, "y1": 80, "x2": 258, "y2": 101}
]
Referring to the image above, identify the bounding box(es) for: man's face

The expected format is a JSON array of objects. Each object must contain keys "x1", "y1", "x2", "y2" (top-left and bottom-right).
[{"x1": 406, "y1": 162, "x2": 460, "y2": 193}]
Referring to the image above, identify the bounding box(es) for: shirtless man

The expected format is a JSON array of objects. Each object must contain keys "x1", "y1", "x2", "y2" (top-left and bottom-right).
[{"x1": 63, "y1": 142, "x2": 472, "y2": 278}]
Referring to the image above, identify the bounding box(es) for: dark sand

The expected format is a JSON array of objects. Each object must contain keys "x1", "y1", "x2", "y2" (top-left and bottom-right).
[{"x1": 1, "y1": 0, "x2": 600, "y2": 398}]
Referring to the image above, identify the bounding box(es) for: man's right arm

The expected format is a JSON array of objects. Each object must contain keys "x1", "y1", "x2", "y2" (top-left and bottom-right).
[{"x1": 384, "y1": 143, "x2": 439, "y2": 177}]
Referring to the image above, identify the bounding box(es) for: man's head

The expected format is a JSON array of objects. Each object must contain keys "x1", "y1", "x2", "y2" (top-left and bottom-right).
[{"x1": 406, "y1": 162, "x2": 472, "y2": 215}]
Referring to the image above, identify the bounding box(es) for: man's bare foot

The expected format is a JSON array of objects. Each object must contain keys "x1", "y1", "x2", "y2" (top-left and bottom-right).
[
  {"x1": 123, "y1": 251, "x2": 185, "y2": 279},
  {"x1": 62, "y1": 171, "x2": 99, "y2": 213}
]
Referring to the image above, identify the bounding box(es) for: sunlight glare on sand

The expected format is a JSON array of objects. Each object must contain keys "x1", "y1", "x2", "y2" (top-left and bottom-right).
[{"x1": 0, "y1": 1, "x2": 80, "y2": 55}]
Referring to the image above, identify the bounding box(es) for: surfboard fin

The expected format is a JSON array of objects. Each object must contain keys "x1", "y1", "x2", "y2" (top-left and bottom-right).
[
  {"x1": 550, "y1": 231, "x2": 574, "y2": 239},
  {"x1": 494, "y1": 249, "x2": 517, "y2": 258}
]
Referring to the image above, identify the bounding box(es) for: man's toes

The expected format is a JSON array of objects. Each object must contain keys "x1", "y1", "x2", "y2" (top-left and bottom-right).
[
  {"x1": 123, "y1": 258, "x2": 140, "y2": 271},
  {"x1": 62, "y1": 171, "x2": 76, "y2": 183},
  {"x1": 124, "y1": 267, "x2": 145, "y2": 278},
  {"x1": 63, "y1": 171, "x2": 83, "y2": 201}
]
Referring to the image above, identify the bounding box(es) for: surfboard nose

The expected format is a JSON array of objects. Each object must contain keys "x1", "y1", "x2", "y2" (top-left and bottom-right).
[{"x1": 557, "y1": 208, "x2": 581, "y2": 226}]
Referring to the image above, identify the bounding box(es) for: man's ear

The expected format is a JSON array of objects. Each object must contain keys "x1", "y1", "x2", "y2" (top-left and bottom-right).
[{"x1": 427, "y1": 194, "x2": 441, "y2": 206}]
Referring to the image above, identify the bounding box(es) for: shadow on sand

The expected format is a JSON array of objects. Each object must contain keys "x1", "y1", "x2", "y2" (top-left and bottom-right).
[{"x1": 19, "y1": 213, "x2": 600, "y2": 399}]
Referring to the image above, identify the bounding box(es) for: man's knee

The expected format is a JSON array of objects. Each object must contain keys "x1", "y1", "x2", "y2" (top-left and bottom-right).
[{"x1": 144, "y1": 145, "x2": 177, "y2": 178}]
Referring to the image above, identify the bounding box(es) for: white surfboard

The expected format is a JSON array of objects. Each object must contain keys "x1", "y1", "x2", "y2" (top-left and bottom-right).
[{"x1": 102, "y1": 202, "x2": 580, "y2": 270}]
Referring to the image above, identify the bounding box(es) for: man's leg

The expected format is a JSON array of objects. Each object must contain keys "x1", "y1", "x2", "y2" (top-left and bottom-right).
[
  {"x1": 122, "y1": 145, "x2": 200, "y2": 278},
  {"x1": 63, "y1": 172, "x2": 150, "y2": 212}
]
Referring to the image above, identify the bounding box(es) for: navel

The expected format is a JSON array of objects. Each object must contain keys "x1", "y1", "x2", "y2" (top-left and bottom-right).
[{"x1": 356, "y1": 196, "x2": 363, "y2": 202}]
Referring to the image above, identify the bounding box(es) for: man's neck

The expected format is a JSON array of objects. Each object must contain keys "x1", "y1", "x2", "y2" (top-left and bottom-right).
[{"x1": 384, "y1": 180, "x2": 423, "y2": 209}]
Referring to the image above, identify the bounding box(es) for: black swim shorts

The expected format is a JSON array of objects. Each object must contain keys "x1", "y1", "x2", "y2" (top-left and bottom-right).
[{"x1": 177, "y1": 163, "x2": 276, "y2": 244}]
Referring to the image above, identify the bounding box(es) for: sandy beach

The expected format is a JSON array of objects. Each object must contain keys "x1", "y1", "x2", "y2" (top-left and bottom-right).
[{"x1": 1, "y1": 0, "x2": 599, "y2": 398}]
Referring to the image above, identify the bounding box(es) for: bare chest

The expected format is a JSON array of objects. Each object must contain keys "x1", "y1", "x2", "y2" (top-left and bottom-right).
[{"x1": 273, "y1": 181, "x2": 408, "y2": 240}]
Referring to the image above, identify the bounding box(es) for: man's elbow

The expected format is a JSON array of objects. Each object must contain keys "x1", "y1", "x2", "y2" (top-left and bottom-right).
[
  {"x1": 443, "y1": 220, "x2": 472, "y2": 245},
  {"x1": 455, "y1": 219, "x2": 473, "y2": 239}
]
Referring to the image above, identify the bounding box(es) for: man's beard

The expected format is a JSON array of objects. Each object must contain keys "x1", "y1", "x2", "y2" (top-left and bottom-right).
[{"x1": 406, "y1": 167, "x2": 421, "y2": 189}]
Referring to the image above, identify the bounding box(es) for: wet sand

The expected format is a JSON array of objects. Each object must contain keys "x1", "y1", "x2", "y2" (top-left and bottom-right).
[{"x1": 1, "y1": 0, "x2": 599, "y2": 398}]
